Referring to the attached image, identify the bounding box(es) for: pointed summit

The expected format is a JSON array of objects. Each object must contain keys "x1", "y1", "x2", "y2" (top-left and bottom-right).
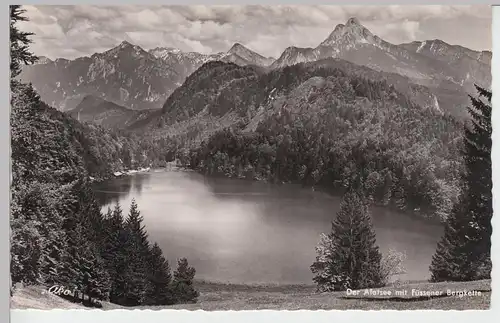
[
  {"x1": 116, "y1": 40, "x2": 147, "y2": 52},
  {"x1": 120, "y1": 40, "x2": 133, "y2": 47},
  {"x1": 99, "y1": 40, "x2": 135, "y2": 55},
  {"x1": 228, "y1": 42, "x2": 247, "y2": 54},
  {"x1": 346, "y1": 17, "x2": 361, "y2": 26},
  {"x1": 225, "y1": 42, "x2": 274, "y2": 66},
  {"x1": 96, "y1": 40, "x2": 149, "y2": 62},
  {"x1": 319, "y1": 17, "x2": 378, "y2": 48}
]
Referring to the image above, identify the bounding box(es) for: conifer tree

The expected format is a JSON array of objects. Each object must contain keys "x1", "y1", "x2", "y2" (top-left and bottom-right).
[
  {"x1": 101, "y1": 203, "x2": 125, "y2": 268},
  {"x1": 101, "y1": 203, "x2": 131, "y2": 304},
  {"x1": 60, "y1": 206, "x2": 111, "y2": 303},
  {"x1": 121, "y1": 199, "x2": 150, "y2": 305},
  {"x1": 171, "y1": 258, "x2": 199, "y2": 304},
  {"x1": 125, "y1": 199, "x2": 150, "y2": 251},
  {"x1": 80, "y1": 246, "x2": 111, "y2": 304},
  {"x1": 430, "y1": 85, "x2": 492, "y2": 281},
  {"x1": 144, "y1": 243, "x2": 174, "y2": 305},
  {"x1": 10, "y1": 5, "x2": 37, "y2": 83},
  {"x1": 73, "y1": 179, "x2": 107, "y2": 249},
  {"x1": 310, "y1": 187, "x2": 384, "y2": 291}
]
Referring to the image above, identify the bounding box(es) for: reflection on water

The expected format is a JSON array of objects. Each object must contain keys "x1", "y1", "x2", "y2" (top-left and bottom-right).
[{"x1": 93, "y1": 170, "x2": 443, "y2": 284}]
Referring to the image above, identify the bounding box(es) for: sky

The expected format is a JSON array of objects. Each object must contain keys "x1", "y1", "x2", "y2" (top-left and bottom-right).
[{"x1": 19, "y1": 5, "x2": 492, "y2": 60}]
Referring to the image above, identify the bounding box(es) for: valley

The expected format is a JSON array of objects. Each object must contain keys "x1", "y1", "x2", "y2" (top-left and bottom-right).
[
  {"x1": 18, "y1": 18, "x2": 489, "y2": 222},
  {"x1": 11, "y1": 9, "x2": 493, "y2": 311}
]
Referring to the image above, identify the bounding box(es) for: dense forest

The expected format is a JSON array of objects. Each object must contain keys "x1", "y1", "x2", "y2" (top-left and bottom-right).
[
  {"x1": 430, "y1": 85, "x2": 492, "y2": 282},
  {"x1": 10, "y1": 5, "x2": 198, "y2": 307},
  {"x1": 182, "y1": 62, "x2": 464, "y2": 220},
  {"x1": 19, "y1": 111, "x2": 182, "y2": 179}
]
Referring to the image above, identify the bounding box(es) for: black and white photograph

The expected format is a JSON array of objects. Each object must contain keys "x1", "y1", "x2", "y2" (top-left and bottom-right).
[{"x1": 9, "y1": 4, "x2": 492, "y2": 311}]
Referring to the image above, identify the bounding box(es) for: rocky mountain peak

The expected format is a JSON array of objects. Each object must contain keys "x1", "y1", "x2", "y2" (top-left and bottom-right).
[
  {"x1": 226, "y1": 42, "x2": 274, "y2": 66},
  {"x1": 97, "y1": 40, "x2": 149, "y2": 61},
  {"x1": 119, "y1": 40, "x2": 133, "y2": 48},
  {"x1": 228, "y1": 43, "x2": 256, "y2": 57},
  {"x1": 320, "y1": 17, "x2": 377, "y2": 47},
  {"x1": 228, "y1": 42, "x2": 245, "y2": 52},
  {"x1": 110, "y1": 40, "x2": 138, "y2": 53},
  {"x1": 346, "y1": 17, "x2": 361, "y2": 26}
]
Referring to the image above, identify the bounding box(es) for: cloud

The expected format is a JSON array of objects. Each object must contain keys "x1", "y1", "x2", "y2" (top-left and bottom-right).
[
  {"x1": 18, "y1": 5, "x2": 491, "y2": 60},
  {"x1": 369, "y1": 20, "x2": 422, "y2": 43}
]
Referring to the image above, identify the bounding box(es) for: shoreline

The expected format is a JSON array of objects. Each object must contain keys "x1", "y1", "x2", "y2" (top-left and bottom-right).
[{"x1": 172, "y1": 165, "x2": 446, "y2": 225}]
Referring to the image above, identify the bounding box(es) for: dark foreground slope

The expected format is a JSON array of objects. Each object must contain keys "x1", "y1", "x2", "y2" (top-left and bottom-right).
[{"x1": 11, "y1": 279, "x2": 491, "y2": 310}]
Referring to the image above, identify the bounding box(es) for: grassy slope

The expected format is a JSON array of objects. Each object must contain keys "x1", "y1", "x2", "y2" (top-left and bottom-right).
[{"x1": 11, "y1": 279, "x2": 491, "y2": 310}]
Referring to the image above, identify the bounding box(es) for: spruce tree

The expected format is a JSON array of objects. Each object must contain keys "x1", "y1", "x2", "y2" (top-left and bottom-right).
[
  {"x1": 430, "y1": 85, "x2": 492, "y2": 281},
  {"x1": 10, "y1": 5, "x2": 37, "y2": 82},
  {"x1": 310, "y1": 187, "x2": 384, "y2": 291},
  {"x1": 60, "y1": 206, "x2": 111, "y2": 304},
  {"x1": 125, "y1": 199, "x2": 150, "y2": 251},
  {"x1": 80, "y1": 246, "x2": 111, "y2": 304},
  {"x1": 144, "y1": 242, "x2": 174, "y2": 305},
  {"x1": 73, "y1": 179, "x2": 108, "y2": 249},
  {"x1": 101, "y1": 203, "x2": 130, "y2": 304},
  {"x1": 122, "y1": 199, "x2": 150, "y2": 305},
  {"x1": 171, "y1": 258, "x2": 199, "y2": 304}
]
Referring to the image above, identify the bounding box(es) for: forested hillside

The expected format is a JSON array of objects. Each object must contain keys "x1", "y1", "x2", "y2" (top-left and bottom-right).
[
  {"x1": 136, "y1": 58, "x2": 441, "y2": 130},
  {"x1": 67, "y1": 95, "x2": 153, "y2": 130},
  {"x1": 129, "y1": 59, "x2": 465, "y2": 220}
]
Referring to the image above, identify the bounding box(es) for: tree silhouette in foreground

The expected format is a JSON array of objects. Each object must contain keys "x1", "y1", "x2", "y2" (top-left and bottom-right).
[
  {"x1": 311, "y1": 187, "x2": 384, "y2": 291},
  {"x1": 430, "y1": 85, "x2": 492, "y2": 282},
  {"x1": 145, "y1": 243, "x2": 174, "y2": 305},
  {"x1": 171, "y1": 258, "x2": 199, "y2": 303},
  {"x1": 10, "y1": 5, "x2": 37, "y2": 81}
]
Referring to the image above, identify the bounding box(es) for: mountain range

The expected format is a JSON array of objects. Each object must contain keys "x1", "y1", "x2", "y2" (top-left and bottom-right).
[
  {"x1": 19, "y1": 17, "x2": 491, "y2": 127},
  {"x1": 270, "y1": 18, "x2": 490, "y2": 117},
  {"x1": 272, "y1": 18, "x2": 490, "y2": 90},
  {"x1": 19, "y1": 41, "x2": 275, "y2": 112}
]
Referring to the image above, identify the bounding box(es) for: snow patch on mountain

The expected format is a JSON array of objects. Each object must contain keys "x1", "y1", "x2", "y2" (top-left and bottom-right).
[
  {"x1": 433, "y1": 95, "x2": 443, "y2": 114},
  {"x1": 416, "y1": 41, "x2": 426, "y2": 53}
]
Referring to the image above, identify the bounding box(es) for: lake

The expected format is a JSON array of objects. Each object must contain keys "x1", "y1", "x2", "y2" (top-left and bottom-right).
[{"x1": 93, "y1": 170, "x2": 443, "y2": 285}]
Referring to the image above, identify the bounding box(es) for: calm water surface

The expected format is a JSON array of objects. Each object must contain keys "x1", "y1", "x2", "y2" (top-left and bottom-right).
[{"x1": 93, "y1": 170, "x2": 443, "y2": 284}]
